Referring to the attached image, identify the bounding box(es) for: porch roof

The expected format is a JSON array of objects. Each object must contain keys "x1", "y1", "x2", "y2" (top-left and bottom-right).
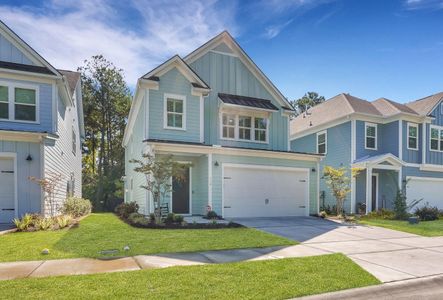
[{"x1": 352, "y1": 153, "x2": 405, "y2": 169}]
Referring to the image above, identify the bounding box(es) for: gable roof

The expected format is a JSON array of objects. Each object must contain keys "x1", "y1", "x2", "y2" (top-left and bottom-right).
[
  {"x1": 406, "y1": 92, "x2": 443, "y2": 116},
  {"x1": 141, "y1": 55, "x2": 210, "y2": 90},
  {"x1": 372, "y1": 97, "x2": 419, "y2": 116},
  {"x1": 290, "y1": 92, "x2": 440, "y2": 137},
  {"x1": 184, "y1": 31, "x2": 293, "y2": 110},
  {"x1": 59, "y1": 69, "x2": 81, "y2": 96},
  {"x1": 290, "y1": 93, "x2": 378, "y2": 135},
  {"x1": 0, "y1": 20, "x2": 61, "y2": 77}
]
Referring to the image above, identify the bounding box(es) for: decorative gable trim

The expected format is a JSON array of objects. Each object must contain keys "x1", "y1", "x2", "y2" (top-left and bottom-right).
[
  {"x1": 0, "y1": 21, "x2": 61, "y2": 77},
  {"x1": 184, "y1": 31, "x2": 292, "y2": 110},
  {"x1": 142, "y1": 55, "x2": 210, "y2": 93}
]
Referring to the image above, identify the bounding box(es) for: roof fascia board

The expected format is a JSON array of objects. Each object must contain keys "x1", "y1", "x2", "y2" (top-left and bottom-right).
[
  {"x1": 0, "y1": 21, "x2": 61, "y2": 77},
  {"x1": 149, "y1": 142, "x2": 321, "y2": 162},
  {"x1": 184, "y1": 32, "x2": 292, "y2": 109},
  {"x1": 290, "y1": 116, "x2": 351, "y2": 140},
  {"x1": 0, "y1": 70, "x2": 57, "y2": 84},
  {"x1": 123, "y1": 79, "x2": 146, "y2": 146}
]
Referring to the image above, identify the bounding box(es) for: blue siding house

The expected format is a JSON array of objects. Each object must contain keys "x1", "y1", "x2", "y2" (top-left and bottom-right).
[
  {"x1": 0, "y1": 21, "x2": 84, "y2": 223},
  {"x1": 123, "y1": 32, "x2": 322, "y2": 218},
  {"x1": 291, "y1": 93, "x2": 443, "y2": 213}
]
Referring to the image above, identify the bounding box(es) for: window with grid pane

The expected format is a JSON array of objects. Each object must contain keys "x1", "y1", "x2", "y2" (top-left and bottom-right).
[
  {"x1": 430, "y1": 128, "x2": 439, "y2": 151},
  {"x1": 254, "y1": 117, "x2": 267, "y2": 142},
  {"x1": 365, "y1": 123, "x2": 377, "y2": 149},
  {"x1": 238, "y1": 116, "x2": 251, "y2": 140},
  {"x1": 15, "y1": 87, "x2": 36, "y2": 121},
  {"x1": 166, "y1": 98, "x2": 184, "y2": 128},
  {"x1": 222, "y1": 113, "x2": 235, "y2": 139},
  {"x1": 408, "y1": 123, "x2": 418, "y2": 150},
  {"x1": 317, "y1": 131, "x2": 327, "y2": 154},
  {"x1": 0, "y1": 86, "x2": 8, "y2": 119}
]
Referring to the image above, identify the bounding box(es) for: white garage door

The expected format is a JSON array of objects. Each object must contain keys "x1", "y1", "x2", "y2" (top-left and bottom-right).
[
  {"x1": 0, "y1": 158, "x2": 15, "y2": 223},
  {"x1": 406, "y1": 177, "x2": 443, "y2": 209},
  {"x1": 223, "y1": 165, "x2": 309, "y2": 218}
]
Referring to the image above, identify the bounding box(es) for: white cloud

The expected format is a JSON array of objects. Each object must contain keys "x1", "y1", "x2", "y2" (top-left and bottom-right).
[
  {"x1": 0, "y1": 0, "x2": 237, "y2": 85},
  {"x1": 404, "y1": 0, "x2": 443, "y2": 10},
  {"x1": 264, "y1": 19, "x2": 293, "y2": 39}
]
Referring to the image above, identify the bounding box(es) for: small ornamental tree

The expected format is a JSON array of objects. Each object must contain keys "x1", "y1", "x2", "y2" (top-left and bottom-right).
[
  {"x1": 29, "y1": 172, "x2": 64, "y2": 217},
  {"x1": 131, "y1": 153, "x2": 189, "y2": 223},
  {"x1": 323, "y1": 166, "x2": 362, "y2": 216}
]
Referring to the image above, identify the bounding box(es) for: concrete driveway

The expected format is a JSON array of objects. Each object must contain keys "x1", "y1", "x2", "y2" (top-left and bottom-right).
[{"x1": 233, "y1": 217, "x2": 443, "y2": 283}]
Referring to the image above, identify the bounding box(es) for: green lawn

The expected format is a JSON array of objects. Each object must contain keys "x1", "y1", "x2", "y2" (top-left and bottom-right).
[
  {"x1": 360, "y1": 218, "x2": 443, "y2": 237},
  {"x1": 0, "y1": 213, "x2": 295, "y2": 262},
  {"x1": 0, "y1": 254, "x2": 379, "y2": 299}
]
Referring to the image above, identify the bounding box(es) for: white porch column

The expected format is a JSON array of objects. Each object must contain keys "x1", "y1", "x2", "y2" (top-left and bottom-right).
[
  {"x1": 365, "y1": 167, "x2": 372, "y2": 213},
  {"x1": 207, "y1": 153, "x2": 213, "y2": 210},
  {"x1": 398, "y1": 167, "x2": 403, "y2": 190}
]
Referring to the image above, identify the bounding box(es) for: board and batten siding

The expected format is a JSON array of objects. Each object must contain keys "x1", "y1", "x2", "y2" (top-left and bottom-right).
[
  {"x1": 291, "y1": 122, "x2": 352, "y2": 212},
  {"x1": 0, "y1": 33, "x2": 34, "y2": 65},
  {"x1": 425, "y1": 103, "x2": 443, "y2": 165},
  {"x1": 43, "y1": 87, "x2": 82, "y2": 216},
  {"x1": 0, "y1": 140, "x2": 42, "y2": 216},
  {"x1": 0, "y1": 78, "x2": 53, "y2": 133},
  {"x1": 401, "y1": 121, "x2": 421, "y2": 164},
  {"x1": 189, "y1": 48, "x2": 288, "y2": 150},
  {"x1": 211, "y1": 154, "x2": 318, "y2": 215},
  {"x1": 148, "y1": 68, "x2": 201, "y2": 143}
]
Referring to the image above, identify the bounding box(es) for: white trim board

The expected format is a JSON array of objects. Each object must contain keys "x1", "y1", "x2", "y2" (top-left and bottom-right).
[{"x1": 0, "y1": 152, "x2": 18, "y2": 220}]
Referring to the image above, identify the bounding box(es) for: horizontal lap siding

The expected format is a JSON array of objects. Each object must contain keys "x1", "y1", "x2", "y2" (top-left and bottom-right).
[
  {"x1": 149, "y1": 68, "x2": 201, "y2": 143},
  {"x1": 0, "y1": 140, "x2": 41, "y2": 216},
  {"x1": 190, "y1": 50, "x2": 288, "y2": 150},
  {"x1": 292, "y1": 122, "x2": 351, "y2": 213},
  {"x1": 0, "y1": 78, "x2": 53, "y2": 133},
  {"x1": 43, "y1": 90, "x2": 82, "y2": 216},
  {"x1": 212, "y1": 154, "x2": 318, "y2": 215},
  {"x1": 125, "y1": 104, "x2": 148, "y2": 214}
]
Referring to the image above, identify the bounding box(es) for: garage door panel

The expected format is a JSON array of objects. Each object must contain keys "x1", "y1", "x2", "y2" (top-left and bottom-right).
[
  {"x1": 406, "y1": 178, "x2": 443, "y2": 210},
  {"x1": 223, "y1": 166, "x2": 309, "y2": 218}
]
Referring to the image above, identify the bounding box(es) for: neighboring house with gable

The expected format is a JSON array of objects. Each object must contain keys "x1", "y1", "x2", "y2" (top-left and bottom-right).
[
  {"x1": 291, "y1": 92, "x2": 443, "y2": 214},
  {"x1": 0, "y1": 21, "x2": 84, "y2": 223},
  {"x1": 123, "y1": 31, "x2": 322, "y2": 218}
]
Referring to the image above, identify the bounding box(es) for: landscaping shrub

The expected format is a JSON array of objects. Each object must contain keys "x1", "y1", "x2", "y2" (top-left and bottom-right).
[
  {"x1": 366, "y1": 208, "x2": 395, "y2": 220},
  {"x1": 174, "y1": 214, "x2": 184, "y2": 224},
  {"x1": 206, "y1": 210, "x2": 218, "y2": 219},
  {"x1": 414, "y1": 204, "x2": 440, "y2": 221},
  {"x1": 127, "y1": 212, "x2": 150, "y2": 226},
  {"x1": 393, "y1": 189, "x2": 422, "y2": 220},
  {"x1": 115, "y1": 202, "x2": 139, "y2": 219},
  {"x1": 149, "y1": 213, "x2": 156, "y2": 223},
  {"x1": 62, "y1": 197, "x2": 92, "y2": 218},
  {"x1": 35, "y1": 217, "x2": 53, "y2": 231},
  {"x1": 13, "y1": 214, "x2": 33, "y2": 231},
  {"x1": 318, "y1": 211, "x2": 327, "y2": 218},
  {"x1": 55, "y1": 215, "x2": 73, "y2": 229}
]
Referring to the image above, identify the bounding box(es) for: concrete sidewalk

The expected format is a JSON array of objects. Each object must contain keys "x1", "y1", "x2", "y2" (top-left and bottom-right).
[
  {"x1": 297, "y1": 274, "x2": 443, "y2": 300},
  {"x1": 0, "y1": 244, "x2": 328, "y2": 281}
]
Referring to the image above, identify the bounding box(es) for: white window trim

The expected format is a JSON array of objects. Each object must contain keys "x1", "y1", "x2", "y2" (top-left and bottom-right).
[
  {"x1": 407, "y1": 122, "x2": 419, "y2": 151},
  {"x1": 0, "y1": 81, "x2": 40, "y2": 124},
  {"x1": 365, "y1": 122, "x2": 377, "y2": 150},
  {"x1": 316, "y1": 130, "x2": 327, "y2": 154},
  {"x1": 430, "y1": 125, "x2": 443, "y2": 152},
  {"x1": 163, "y1": 93, "x2": 186, "y2": 131},
  {"x1": 219, "y1": 111, "x2": 269, "y2": 144},
  {"x1": 441, "y1": 102, "x2": 443, "y2": 115}
]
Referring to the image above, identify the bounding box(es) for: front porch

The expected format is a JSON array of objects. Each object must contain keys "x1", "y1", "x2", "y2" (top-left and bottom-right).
[{"x1": 353, "y1": 154, "x2": 403, "y2": 214}]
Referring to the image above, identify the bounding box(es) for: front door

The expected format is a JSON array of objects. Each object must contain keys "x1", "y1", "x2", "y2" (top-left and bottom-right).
[
  {"x1": 0, "y1": 158, "x2": 15, "y2": 223},
  {"x1": 371, "y1": 175, "x2": 377, "y2": 212},
  {"x1": 172, "y1": 168, "x2": 190, "y2": 214}
]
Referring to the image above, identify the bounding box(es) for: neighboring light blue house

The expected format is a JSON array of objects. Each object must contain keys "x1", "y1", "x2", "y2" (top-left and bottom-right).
[
  {"x1": 0, "y1": 21, "x2": 84, "y2": 223},
  {"x1": 123, "y1": 31, "x2": 322, "y2": 218},
  {"x1": 291, "y1": 93, "x2": 443, "y2": 213}
]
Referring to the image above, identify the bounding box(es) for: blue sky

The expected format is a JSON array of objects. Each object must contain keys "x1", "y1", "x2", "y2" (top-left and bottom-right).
[{"x1": 1, "y1": 0, "x2": 442, "y2": 103}]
